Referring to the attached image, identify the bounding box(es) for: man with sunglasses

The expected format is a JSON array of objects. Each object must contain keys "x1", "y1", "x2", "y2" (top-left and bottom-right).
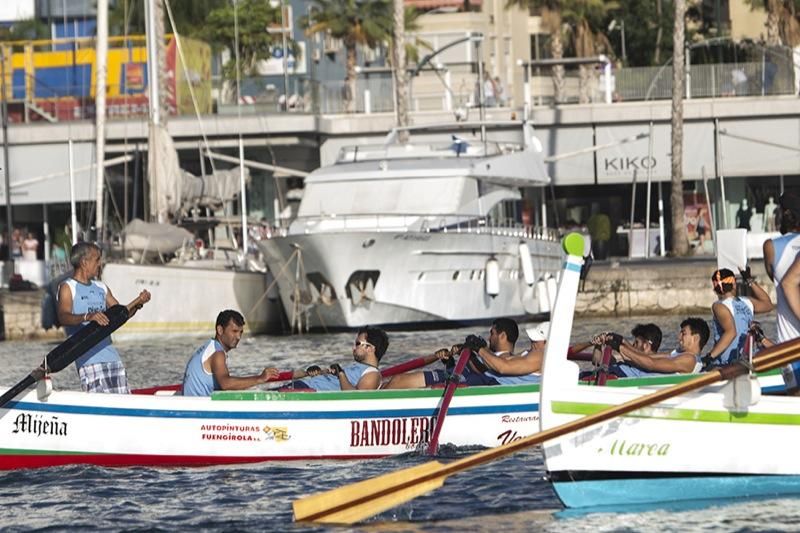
[{"x1": 284, "y1": 326, "x2": 389, "y2": 391}]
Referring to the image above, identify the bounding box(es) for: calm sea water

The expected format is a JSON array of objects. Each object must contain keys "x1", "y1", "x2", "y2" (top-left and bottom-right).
[{"x1": 0, "y1": 314, "x2": 796, "y2": 532}]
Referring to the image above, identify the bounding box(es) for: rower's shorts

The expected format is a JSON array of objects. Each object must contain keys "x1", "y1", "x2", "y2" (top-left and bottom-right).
[
  {"x1": 78, "y1": 361, "x2": 129, "y2": 394},
  {"x1": 422, "y1": 368, "x2": 499, "y2": 387}
]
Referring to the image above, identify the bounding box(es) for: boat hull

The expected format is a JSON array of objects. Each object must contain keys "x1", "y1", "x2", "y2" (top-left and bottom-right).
[
  {"x1": 101, "y1": 263, "x2": 283, "y2": 338},
  {"x1": 0, "y1": 384, "x2": 540, "y2": 470},
  {"x1": 258, "y1": 231, "x2": 561, "y2": 329},
  {"x1": 542, "y1": 375, "x2": 800, "y2": 508}
]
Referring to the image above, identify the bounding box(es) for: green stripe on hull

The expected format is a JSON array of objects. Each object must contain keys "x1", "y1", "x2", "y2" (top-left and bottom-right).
[
  {"x1": 552, "y1": 400, "x2": 800, "y2": 426},
  {"x1": 212, "y1": 384, "x2": 541, "y2": 401},
  {"x1": 0, "y1": 448, "x2": 92, "y2": 456},
  {"x1": 602, "y1": 369, "x2": 782, "y2": 388}
]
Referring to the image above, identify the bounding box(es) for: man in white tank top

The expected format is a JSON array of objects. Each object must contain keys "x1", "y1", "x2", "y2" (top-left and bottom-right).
[{"x1": 763, "y1": 192, "x2": 800, "y2": 393}]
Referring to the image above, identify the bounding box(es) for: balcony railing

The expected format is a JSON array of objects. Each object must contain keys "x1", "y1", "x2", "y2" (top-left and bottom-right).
[{"x1": 2, "y1": 58, "x2": 796, "y2": 123}]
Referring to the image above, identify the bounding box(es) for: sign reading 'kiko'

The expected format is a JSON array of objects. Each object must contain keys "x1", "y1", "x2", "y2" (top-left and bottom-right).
[{"x1": 603, "y1": 156, "x2": 658, "y2": 173}]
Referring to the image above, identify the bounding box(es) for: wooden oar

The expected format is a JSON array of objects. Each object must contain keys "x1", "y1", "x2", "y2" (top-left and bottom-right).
[
  {"x1": 380, "y1": 356, "x2": 436, "y2": 378},
  {"x1": 293, "y1": 337, "x2": 800, "y2": 524},
  {"x1": 426, "y1": 347, "x2": 472, "y2": 455},
  {"x1": 0, "y1": 304, "x2": 132, "y2": 409}
]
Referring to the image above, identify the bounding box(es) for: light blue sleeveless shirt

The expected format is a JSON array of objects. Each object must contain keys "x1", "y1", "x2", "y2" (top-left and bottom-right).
[
  {"x1": 710, "y1": 296, "x2": 754, "y2": 367},
  {"x1": 182, "y1": 339, "x2": 225, "y2": 397},
  {"x1": 298, "y1": 362, "x2": 378, "y2": 391},
  {"x1": 772, "y1": 233, "x2": 800, "y2": 342},
  {"x1": 60, "y1": 278, "x2": 122, "y2": 369},
  {"x1": 614, "y1": 350, "x2": 702, "y2": 378}
]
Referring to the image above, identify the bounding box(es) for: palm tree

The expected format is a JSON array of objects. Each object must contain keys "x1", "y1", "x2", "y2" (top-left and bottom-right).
[
  {"x1": 302, "y1": 0, "x2": 393, "y2": 113},
  {"x1": 506, "y1": 0, "x2": 566, "y2": 103},
  {"x1": 670, "y1": 0, "x2": 689, "y2": 255},
  {"x1": 562, "y1": 0, "x2": 617, "y2": 103},
  {"x1": 392, "y1": 0, "x2": 408, "y2": 137}
]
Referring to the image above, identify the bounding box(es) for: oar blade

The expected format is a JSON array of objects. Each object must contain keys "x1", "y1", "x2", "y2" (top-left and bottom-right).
[{"x1": 293, "y1": 460, "x2": 446, "y2": 524}]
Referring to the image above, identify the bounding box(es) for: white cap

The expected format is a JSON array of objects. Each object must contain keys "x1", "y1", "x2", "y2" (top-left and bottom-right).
[{"x1": 526, "y1": 322, "x2": 550, "y2": 342}]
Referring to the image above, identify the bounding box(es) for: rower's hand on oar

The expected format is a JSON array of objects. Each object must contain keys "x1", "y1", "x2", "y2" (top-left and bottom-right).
[
  {"x1": 305, "y1": 365, "x2": 323, "y2": 377},
  {"x1": 605, "y1": 332, "x2": 624, "y2": 352},
  {"x1": 259, "y1": 367, "x2": 281, "y2": 383},
  {"x1": 464, "y1": 335, "x2": 487, "y2": 353},
  {"x1": 86, "y1": 311, "x2": 110, "y2": 326}
]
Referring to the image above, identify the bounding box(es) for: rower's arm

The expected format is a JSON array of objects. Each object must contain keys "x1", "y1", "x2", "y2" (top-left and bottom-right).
[
  {"x1": 621, "y1": 350, "x2": 697, "y2": 374},
  {"x1": 477, "y1": 350, "x2": 541, "y2": 375},
  {"x1": 781, "y1": 259, "x2": 800, "y2": 321},
  {"x1": 209, "y1": 351, "x2": 276, "y2": 390},
  {"x1": 355, "y1": 371, "x2": 381, "y2": 390},
  {"x1": 763, "y1": 240, "x2": 775, "y2": 282},
  {"x1": 748, "y1": 281, "x2": 773, "y2": 314}
]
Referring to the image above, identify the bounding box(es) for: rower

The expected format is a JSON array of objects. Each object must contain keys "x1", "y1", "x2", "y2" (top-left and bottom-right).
[
  {"x1": 602, "y1": 318, "x2": 709, "y2": 376},
  {"x1": 579, "y1": 323, "x2": 663, "y2": 380},
  {"x1": 704, "y1": 267, "x2": 773, "y2": 369},
  {"x1": 283, "y1": 326, "x2": 389, "y2": 391},
  {"x1": 383, "y1": 318, "x2": 542, "y2": 389},
  {"x1": 56, "y1": 241, "x2": 151, "y2": 393},
  {"x1": 181, "y1": 310, "x2": 280, "y2": 396},
  {"x1": 763, "y1": 192, "x2": 800, "y2": 394}
]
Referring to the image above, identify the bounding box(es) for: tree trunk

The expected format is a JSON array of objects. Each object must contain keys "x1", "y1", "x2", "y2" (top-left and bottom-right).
[
  {"x1": 670, "y1": 0, "x2": 689, "y2": 256},
  {"x1": 575, "y1": 19, "x2": 594, "y2": 104},
  {"x1": 543, "y1": 8, "x2": 566, "y2": 104},
  {"x1": 654, "y1": 0, "x2": 663, "y2": 64},
  {"x1": 344, "y1": 43, "x2": 357, "y2": 113},
  {"x1": 767, "y1": 0, "x2": 782, "y2": 46},
  {"x1": 392, "y1": 0, "x2": 409, "y2": 142}
]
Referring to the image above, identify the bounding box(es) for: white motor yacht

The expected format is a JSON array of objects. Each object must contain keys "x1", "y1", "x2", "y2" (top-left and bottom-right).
[{"x1": 258, "y1": 121, "x2": 563, "y2": 330}]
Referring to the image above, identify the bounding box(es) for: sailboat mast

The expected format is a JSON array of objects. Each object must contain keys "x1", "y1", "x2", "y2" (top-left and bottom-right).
[{"x1": 94, "y1": 0, "x2": 108, "y2": 239}]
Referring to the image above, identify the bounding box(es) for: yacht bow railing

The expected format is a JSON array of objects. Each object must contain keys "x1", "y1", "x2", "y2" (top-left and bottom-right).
[{"x1": 268, "y1": 213, "x2": 560, "y2": 241}]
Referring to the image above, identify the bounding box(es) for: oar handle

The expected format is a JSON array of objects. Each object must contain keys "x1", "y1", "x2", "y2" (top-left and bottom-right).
[
  {"x1": 426, "y1": 347, "x2": 472, "y2": 455},
  {"x1": 380, "y1": 356, "x2": 431, "y2": 378}
]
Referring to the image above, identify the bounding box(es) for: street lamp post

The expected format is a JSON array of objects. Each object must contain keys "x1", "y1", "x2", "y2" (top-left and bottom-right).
[
  {"x1": 1, "y1": 47, "x2": 13, "y2": 272},
  {"x1": 608, "y1": 19, "x2": 626, "y2": 63},
  {"x1": 269, "y1": 0, "x2": 290, "y2": 110}
]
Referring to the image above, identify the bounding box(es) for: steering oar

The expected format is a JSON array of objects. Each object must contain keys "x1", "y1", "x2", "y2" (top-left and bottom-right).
[{"x1": 0, "y1": 303, "x2": 132, "y2": 409}]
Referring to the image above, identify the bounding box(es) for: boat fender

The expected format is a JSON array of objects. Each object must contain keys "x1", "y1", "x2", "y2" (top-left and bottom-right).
[
  {"x1": 485, "y1": 257, "x2": 500, "y2": 297},
  {"x1": 518, "y1": 243, "x2": 535, "y2": 286},
  {"x1": 536, "y1": 279, "x2": 550, "y2": 313},
  {"x1": 37, "y1": 375, "x2": 53, "y2": 401},
  {"x1": 723, "y1": 374, "x2": 762, "y2": 410},
  {"x1": 546, "y1": 276, "x2": 558, "y2": 310}
]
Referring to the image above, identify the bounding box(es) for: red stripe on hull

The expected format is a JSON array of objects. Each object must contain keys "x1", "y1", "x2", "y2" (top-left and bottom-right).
[{"x1": 0, "y1": 453, "x2": 388, "y2": 470}]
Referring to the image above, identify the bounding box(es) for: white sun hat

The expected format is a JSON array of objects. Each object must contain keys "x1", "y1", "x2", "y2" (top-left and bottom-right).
[{"x1": 526, "y1": 321, "x2": 550, "y2": 342}]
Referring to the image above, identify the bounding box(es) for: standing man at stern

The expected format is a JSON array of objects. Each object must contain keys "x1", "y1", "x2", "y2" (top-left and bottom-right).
[
  {"x1": 182, "y1": 310, "x2": 280, "y2": 396},
  {"x1": 56, "y1": 242, "x2": 151, "y2": 393}
]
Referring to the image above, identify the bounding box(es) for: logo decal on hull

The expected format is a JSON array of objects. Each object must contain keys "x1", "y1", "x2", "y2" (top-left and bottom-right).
[
  {"x1": 12, "y1": 413, "x2": 68, "y2": 437},
  {"x1": 350, "y1": 416, "x2": 434, "y2": 449}
]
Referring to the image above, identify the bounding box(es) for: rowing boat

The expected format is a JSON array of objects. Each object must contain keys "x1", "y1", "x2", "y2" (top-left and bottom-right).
[
  {"x1": 0, "y1": 362, "x2": 789, "y2": 471},
  {"x1": 542, "y1": 334, "x2": 800, "y2": 509}
]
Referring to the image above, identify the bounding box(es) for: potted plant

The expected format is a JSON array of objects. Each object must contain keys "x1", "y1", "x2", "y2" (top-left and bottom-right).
[{"x1": 587, "y1": 213, "x2": 611, "y2": 260}]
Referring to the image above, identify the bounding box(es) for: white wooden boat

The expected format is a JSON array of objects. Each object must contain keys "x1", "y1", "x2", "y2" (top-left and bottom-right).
[
  {"x1": 0, "y1": 382, "x2": 540, "y2": 470},
  {"x1": 539, "y1": 250, "x2": 800, "y2": 509},
  {"x1": 102, "y1": 261, "x2": 282, "y2": 339}
]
